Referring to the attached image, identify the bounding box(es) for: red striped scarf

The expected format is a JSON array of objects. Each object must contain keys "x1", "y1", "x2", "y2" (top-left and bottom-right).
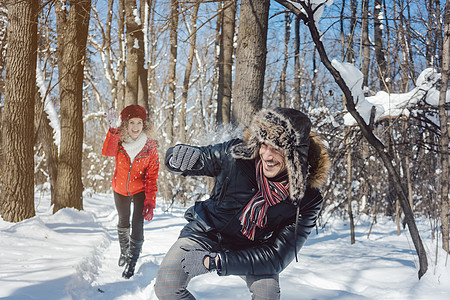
[{"x1": 240, "y1": 159, "x2": 290, "y2": 240}]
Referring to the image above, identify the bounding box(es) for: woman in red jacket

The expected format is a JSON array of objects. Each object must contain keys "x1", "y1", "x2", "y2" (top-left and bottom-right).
[{"x1": 102, "y1": 104, "x2": 159, "y2": 279}]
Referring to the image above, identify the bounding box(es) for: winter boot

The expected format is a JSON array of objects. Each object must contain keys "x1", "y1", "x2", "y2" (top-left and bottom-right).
[
  {"x1": 122, "y1": 237, "x2": 143, "y2": 279},
  {"x1": 117, "y1": 227, "x2": 130, "y2": 267}
]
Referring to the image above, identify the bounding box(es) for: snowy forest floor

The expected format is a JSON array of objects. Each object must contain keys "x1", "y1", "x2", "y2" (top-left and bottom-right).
[{"x1": 1, "y1": 190, "x2": 449, "y2": 300}]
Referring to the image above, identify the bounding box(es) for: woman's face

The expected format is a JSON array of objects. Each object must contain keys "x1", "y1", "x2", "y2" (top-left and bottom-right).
[
  {"x1": 259, "y1": 143, "x2": 287, "y2": 178},
  {"x1": 127, "y1": 117, "x2": 144, "y2": 140}
]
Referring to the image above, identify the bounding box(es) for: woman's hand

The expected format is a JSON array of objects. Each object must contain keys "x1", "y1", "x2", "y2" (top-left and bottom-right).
[
  {"x1": 105, "y1": 107, "x2": 122, "y2": 129},
  {"x1": 143, "y1": 204, "x2": 154, "y2": 221}
]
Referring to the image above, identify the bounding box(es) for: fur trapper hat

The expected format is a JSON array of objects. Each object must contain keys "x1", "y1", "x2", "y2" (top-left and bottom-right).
[
  {"x1": 120, "y1": 105, "x2": 147, "y2": 122},
  {"x1": 231, "y1": 107, "x2": 330, "y2": 206}
]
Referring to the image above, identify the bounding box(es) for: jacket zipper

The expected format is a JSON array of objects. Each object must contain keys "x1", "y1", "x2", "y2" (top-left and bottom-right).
[{"x1": 120, "y1": 146, "x2": 149, "y2": 196}]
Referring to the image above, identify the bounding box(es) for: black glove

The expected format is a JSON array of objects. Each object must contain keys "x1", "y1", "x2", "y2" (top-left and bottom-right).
[
  {"x1": 180, "y1": 246, "x2": 219, "y2": 276},
  {"x1": 169, "y1": 145, "x2": 200, "y2": 171}
]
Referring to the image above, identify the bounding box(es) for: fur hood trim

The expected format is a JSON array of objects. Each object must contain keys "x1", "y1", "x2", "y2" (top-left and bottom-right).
[{"x1": 231, "y1": 108, "x2": 330, "y2": 205}]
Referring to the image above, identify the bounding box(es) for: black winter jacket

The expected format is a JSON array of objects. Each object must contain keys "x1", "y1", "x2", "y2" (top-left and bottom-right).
[{"x1": 165, "y1": 139, "x2": 324, "y2": 276}]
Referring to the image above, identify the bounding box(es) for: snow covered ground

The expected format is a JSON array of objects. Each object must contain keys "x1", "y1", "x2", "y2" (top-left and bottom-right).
[{"x1": 1, "y1": 191, "x2": 449, "y2": 300}]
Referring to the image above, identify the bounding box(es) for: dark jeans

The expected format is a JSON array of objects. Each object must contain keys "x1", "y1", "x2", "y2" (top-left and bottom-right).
[{"x1": 114, "y1": 191, "x2": 145, "y2": 241}]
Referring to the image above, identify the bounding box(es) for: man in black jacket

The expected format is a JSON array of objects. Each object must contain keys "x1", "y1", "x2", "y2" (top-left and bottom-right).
[{"x1": 155, "y1": 108, "x2": 330, "y2": 299}]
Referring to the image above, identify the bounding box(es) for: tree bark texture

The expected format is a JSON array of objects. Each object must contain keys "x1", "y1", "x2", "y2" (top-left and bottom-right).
[
  {"x1": 34, "y1": 91, "x2": 58, "y2": 207},
  {"x1": 280, "y1": 12, "x2": 291, "y2": 107},
  {"x1": 374, "y1": 0, "x2": 389, "y2": 91},
  {"x1": 138, "y1": 0, "x2": 149, "y2": 112},
  {"x1": 124, "y1": 0, "x2": 140, "y2": 106},
  {"x1": 361, "y1": 0, "x2": 370, "y2": 88},
  {"x1": 180, "y1": 1, "x2": 200, "y2": 143},
  {"x1": 0, "y1": 0, "x2": 38, "y2": 222},
  {"x1": 217, "y1": 0, "x2": 236, "y2": 125},
  {"x1": 118, "y1": 0, "x2": 126, "y2": 111},
  {"x1": 439, "y1": 0, "x2": 450, "y2": 253},
  {"x1": 293, "y1": 15, "x2": 302, "y2": 109},
  {"x1": 54, "y1": 0, "x2": 91, "y2": 213},
  {"x1": 167, "y1": 0, "x2": 178, "y2": 142},
  {"x1": 232, "y1": 0, "x2": 269, "y2": 127}
]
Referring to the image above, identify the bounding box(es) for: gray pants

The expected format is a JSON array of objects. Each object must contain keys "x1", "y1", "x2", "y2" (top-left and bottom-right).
[{"x1": 154, "y1": 237, "x2": 280, "y2": 300}]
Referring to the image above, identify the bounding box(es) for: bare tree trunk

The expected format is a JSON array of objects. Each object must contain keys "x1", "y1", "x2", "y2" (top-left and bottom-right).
[
  {"x1": 346, "y1": 130, "x2": 355, "y2": 244},
  {"x1": 0, "y1": 0, "x2": 37, "y2": 222},
  {"x1": 118, "y1": 0, "x2": 126, "y2": 111},
  {"x1": 426, "y1": 0, "x2": 436, "y2": 67},
  {"x1": 180, "y1": 1, "x2": 200, "y2": 143},
  {"x1": 105, "y1": 0, "x2": 117, "y2": 106},
  {"x1": 310, "y1": 49, "x2": 317, "y2": 103},
  {"x1": 147, "y1": 0, "x2": 157, "y2": 120},
  {"x1": 361, "y1": 0, "x2": 370, "y2": 89},
  {"x1": 34, "y1": 91, "x2": 58, "y2": 207},
  {"x1": 346, "y1": 0, "x2": 357, "y2": 63},
  {"x1": 54, "y1": 0, "x2": 90, "y2": 213},
  {"x1": 339, "y1": 0, "x2": 346, "y2": 60},
  {"x1": 280, "y1": 12, "x2": 291, "y2": 107},
  {"x1": 374, "y1": 0, "x2": 389, "y2": 91},
  {"x1": 138, "y1": 0, "x2": 149, "y2": 112},
  {"x1": 293, "y1": 15, "x2": 301, "y2": 109},
  {"x1": 394, "y1": 0, "x2": 412, "y2": 92},
  {"x1": 275, "y1": 0, "x2": 428, "y2": 278},
  {"x1": 232, "y1": 0, "x2": 269, "y2": 127},
  {"x1": 124, "y1": 0, "x2": 140, "y2": 106},
  {"x1": 167, "y1": 0, "x2": 178, "y2": 142},
  {"x1": 217, "y1": 0, "x2": 236, "y2": 124},
  {"x1": 439, "y1": 0, "x2": 450, "y2": 254}
]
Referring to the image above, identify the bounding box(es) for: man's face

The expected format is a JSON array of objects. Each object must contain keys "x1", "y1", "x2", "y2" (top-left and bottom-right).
[{"x1": 259, "y1": 143, "x2": 287, "y2": 178}]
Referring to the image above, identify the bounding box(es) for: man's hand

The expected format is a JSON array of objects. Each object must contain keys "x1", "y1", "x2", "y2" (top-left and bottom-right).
[
  {"x1": 143, "y1": 204, "x2": 154, "y2": 221},
  {"x1": 169, "y1": 145, "x2": 200, "y2": 171},
  {"x1": 180, "y1": 246, "x2": 219, "y2": 276},
  {"x1": 105, "y1": 107, "x2": 122, "y2": 129}
]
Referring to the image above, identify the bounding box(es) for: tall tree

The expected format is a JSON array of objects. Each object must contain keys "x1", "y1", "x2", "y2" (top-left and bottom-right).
[
  {"x1": 279, "y1": 12, "x2": 291, "y2": 107},
  {"x1": 54, "y1": 0, "x2": 91, "y2": 213},
  {"x1": 118, "y1": 0, "x2": 126, "y2": 111},
  {"x1": 360, "y1": 0, "x2": 370, "y2": 89},
  {"x1": 293, "y1": 15, "x2": 302, "y2": 108},
  {"x1": 217, "y1": 0, "x2": 236, "y2": 124},
  {"x1": 138, "y1": 0, "x2": 149, "y2": 112},
  {"x1": 374, "y1": 0, "x2": 389, "y2": 91},
  {"x1": 232, "y1": 0, "x2": 270, "y2": 126},
  {"x1": 0, "y1": 0, "x2": 38, "y2": 222},
  {"x1": 439, "y1": 0, "x2": 450, "y2": 254},
  {"x1": 124, "y1": 0, "x2": 146, "y2": 108},
  {"x1": 167, "y1": 0, "x2": 179, "y2": 142},
  {"x1": 180, "y1": 1, "x2": 200, "y2": 143}
]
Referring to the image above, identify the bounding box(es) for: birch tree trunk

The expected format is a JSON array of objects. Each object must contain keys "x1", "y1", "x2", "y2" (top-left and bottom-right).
[{"x1": 0, "y1": 0, "x2": 37, "y2": 222}]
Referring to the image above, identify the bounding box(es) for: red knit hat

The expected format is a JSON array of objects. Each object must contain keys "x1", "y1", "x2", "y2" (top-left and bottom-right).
[{"x1": 120, "y1": 105, "x2": 147, "y2": 121}]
